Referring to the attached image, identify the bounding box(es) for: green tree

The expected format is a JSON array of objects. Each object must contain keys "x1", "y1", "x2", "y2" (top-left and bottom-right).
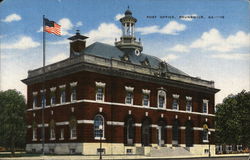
[
  {"x1": 215, "y1": 90, "x2": 250, "y2": 148},
  {"x1": 0, "y1": 89, "x2": 26, "y2": 155}
]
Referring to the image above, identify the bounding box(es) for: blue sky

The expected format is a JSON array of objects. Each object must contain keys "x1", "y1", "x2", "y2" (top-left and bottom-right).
[{"x1": 0, "y1": 0, "x2": 249, "y2": 104}]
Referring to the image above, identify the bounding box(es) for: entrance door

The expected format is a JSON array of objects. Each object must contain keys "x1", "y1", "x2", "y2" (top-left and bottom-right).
[
  {"x1": 157, "y1": 126, "x2": 162, "y2": 146},
  {"x1": 142, "y1": 119, "x2": 150, "y2": 146}
]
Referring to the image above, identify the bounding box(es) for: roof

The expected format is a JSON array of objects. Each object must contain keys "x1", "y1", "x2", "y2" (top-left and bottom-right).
[{"x1": 82, "y1": 42, "x2": 189, "y2": 76}]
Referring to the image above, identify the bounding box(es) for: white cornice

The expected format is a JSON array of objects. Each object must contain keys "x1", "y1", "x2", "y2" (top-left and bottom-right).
[
  {"x1": 142, "y1": 89, "x2": 151, "y2": 94},
  {"x1": 186, "y1": 96, "x2": 192, "y2": 101},
  {"x1": 172, "y1": 94, "x2": 180, "y2": 99},
  {"x1": 125, "y1": 86, "x2": 134, "y2": 92},
  {"x1": 70, "y1": 82, "x2": 78, "y2": 87},
  {"x1": 95, "y1": 81, "x2": 106, "y2": 87},
  {"x1": 50, "y1": 87, "x2": 56, "y2": 92},
  {"x1": 59, "y1": 84, "x2": 66, "y2": 89}
]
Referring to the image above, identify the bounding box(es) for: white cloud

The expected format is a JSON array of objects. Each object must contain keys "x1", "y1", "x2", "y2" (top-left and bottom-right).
[
  {"x1": 136, "y1": 26, "x2": 159, "y2": 35},
  {"x1": 180, "y1": 14, "x2": 198, "y2": 21},
  {"x1": 191, "y1": 28, "x2": 250, "y2": 52},
  {"x1": 76, "y1": 21, "x2": 83, "y2": 27},
  {"x1": 58, "y1": 18, "x2": 74, "y2": 36},
  {"x1": 85, "y1": 23, "x2": 122, "y2": 45},
  {"x1": 37, "y1": 26, "x2": 43, "y2": 33},
  {"x1": 161, "y1": 54, "x2": 179, "y2": 62},
  {"x1": 137, "y1": 21, "x2": 186, "y2": 35},
  {"x1": 2, "y1": 13, "x2": 21, "y2": 22},
  {"x1": 169, "y1": 44, "x2": 190, "y2": 53},
  {"x1": 114, "y1": 13, "x2": 124, "y2": 21},
  {"x1": 1, "y1": 36, "x2": 40, "y2": 50},
  {"x1": 48, "y1": 39, "x2": 68, "y2": 45},
  {"x1": 48, "y1": 52, "x2": 68, "y2": 64},
  {"x1": 211, "y1": 53, "x2": 250, "y2": 60}
]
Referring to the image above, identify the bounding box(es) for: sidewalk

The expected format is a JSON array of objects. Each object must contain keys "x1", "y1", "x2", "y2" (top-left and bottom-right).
[{"x1": 0, "y1": 153, "x2": 249, "y2": 160}]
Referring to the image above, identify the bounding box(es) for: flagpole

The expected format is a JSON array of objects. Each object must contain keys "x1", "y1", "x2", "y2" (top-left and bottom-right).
[{"x1": 42, "y1": 14, "x2": 45, "y2": 156}]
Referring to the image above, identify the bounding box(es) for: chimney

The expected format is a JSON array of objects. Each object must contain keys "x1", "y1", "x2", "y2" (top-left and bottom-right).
[{"x1": 68, "y1": 30, "x2": 88, "y2": 58}]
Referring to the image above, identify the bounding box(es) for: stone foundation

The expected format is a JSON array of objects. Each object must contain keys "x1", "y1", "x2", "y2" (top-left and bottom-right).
[{"x1": 26, "y1": 143, "x2": 215, "y2": 156}]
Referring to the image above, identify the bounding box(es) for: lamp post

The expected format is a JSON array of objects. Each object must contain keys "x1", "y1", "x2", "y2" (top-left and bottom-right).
[
  {"x1": 208, "y1": 131, "x2": 211, "y2": 158},
  {"x1": 99, "y1": 125, "x2": 103, "y2": 160}
]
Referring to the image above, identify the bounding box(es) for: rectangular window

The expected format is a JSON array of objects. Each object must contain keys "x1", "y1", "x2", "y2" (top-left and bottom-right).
[
  {"x1": 203, "y1": 130, "x2": 208, "y2": 142},
  {"x1": 41, "y1": 93, "x2": 46, "y2": 107},
  {"x1": 186, "y1": 100, "x2": 192, "y2": 112},
  {"x1": 33, "y1": 96, "x2": 37, "y2": 108},
  {"x1": 125, "y1": 92, "x2": 133, "y2": 104},
  {"x1": 159, "y1": 96, "x2": 165, "y2": 108},
  {"x1": 71, "y1": 88, "x2": 77, "y2": 101},
  {"x1": 142, "y1": 94, "x2": 149, "y2": 107},
  {"x1": 51, "y1": 94, "x2": 56, "y2": 105},
  {"x1": 32, "y1": 128, "x2": 37, "y2": 141},
  {"x1": 96, "y1": 88, "x2": 104, "y2": 101},
  {"x1": 50, "y1": 128, "x2": 55, "y2": 140},
  {"x1": 60, "y1": 129, "x2": 64, "y2": 140},
  {"x1": 70, "y1": 126, "x2": 77, "y2": 139},
  {"x1": 172, "y1": 99, "x2": 179, "y2": 110},
  {"x1": 60, "y1": 90, "x2": 66, "y2": 103},
  {"x1": 203, "y1": 100, "x2": 208, "y2": 113}
]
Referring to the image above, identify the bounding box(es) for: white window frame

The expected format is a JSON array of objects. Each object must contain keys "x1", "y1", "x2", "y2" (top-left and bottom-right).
[
  {"x1": 95, "y1": 82, "x2": 106, "y2": 102},
  {"x1": 172, "y1": 94, "x2": 179, "y2": 110},
  {"x1": 202, "y1": 130, "x2": 209, "y2": 142},
  {"x1": 186, "y1": 96, "x2": 192, "y2": 112},
  {"x1": 125, "y1": 86, "x2": 134, "y2": 105},
  {"x1": 60, "y1": 90, "x2": 66, "y2": 104},
  {"x1": 50, "y1": 95, "x2": 56, "y2": 105},
  {"x1": 142, "y1": 89, "x2": 150, "y2": 107},
  {"x1": 157, "y1": 90, "x2": 166, "y2": 109},
  {"x1": 32, "y1": 128, "x2": 37, "y2": 141},
  {"x1": 71, "y1": 88, "x2": 77, "y2": 102},
  {"x1": 50, "y1": 128, "x2": 55, "y2": 140},
  {"x1": 125, "y1": 92, "x2": 133, "y2": 105},
  {"x1": 40, "y1": 89, "x2": 46, "y2": 107},
  {"x1": 32, "y1": 92, "x2": 38, "y2": 108},
  {"x1": 94, "y1": 114, "x2": 105, "y2": 140},
  {"x1": 59, "y1": 85, "x2": 66, "y2": 104},
  {"x1": 70, "y1": 126, "x2": 77, "y2": 140},
  {"x1": 70, "y1": 82, "x2": 78, "y2": 102},
  {"x1": 50, "y1": 87, "x2": 56, "y2": 105},
  {"x1": 59, "y1": 129, "x2": 64, "y2": 140},
  {"x1": 202, "y1": 99, "x2": 209, "y2": 114}
]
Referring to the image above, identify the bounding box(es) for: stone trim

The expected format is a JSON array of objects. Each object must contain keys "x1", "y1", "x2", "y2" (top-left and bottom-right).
[
  {"x1": 70, "y1": 82, "x2": 78, "y2": 87},
  {"x1": 142, "y1": 89, "x2": 150, "y2": 94},
  {"x1": 95, "y1": 81, "x2": 106, "y2": 88},
  {"x1": 50, "y1": 87, "x2": 56, "y2": 92},
  {"x1": 26, "y1": 98, "x2": 215, "y2": 117},
  {"x1": 59, "y1": 84, "x2": 66, "y2": 89},
  {"x1": 125, "y1": 86, "x2": 134, "y2": 92},
  {"x1": 172, "y1": 94, "x2": 180, "y2": 99},
  {"x1": 27, "y1": 121, "x2": 215, "y2": 132}
]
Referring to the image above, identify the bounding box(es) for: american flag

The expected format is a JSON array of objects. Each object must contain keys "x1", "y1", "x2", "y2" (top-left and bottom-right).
[{"x1": 44, "y1": 18, "x2": 61, "y2": 36}]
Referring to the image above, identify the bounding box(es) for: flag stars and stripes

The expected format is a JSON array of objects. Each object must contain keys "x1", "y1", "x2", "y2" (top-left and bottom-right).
[{"x1": 44, "y1": 18, "x2": 61, "y2": 36}]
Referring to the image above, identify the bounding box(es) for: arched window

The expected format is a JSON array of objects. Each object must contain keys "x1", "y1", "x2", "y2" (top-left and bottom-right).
[
  {"x1": 94, "y1": 114, "x2": 105, "y2": 139},
  {"x1": 126, "y1": 117, "x2": 134, "y2": 145},
  {"x1": 142, "y1": 118, "x2": 150, "y2": 146},
  {"x1": 185, "y1": 120, "x2": 193, "y2": 147},
  {"x1": 157, "y1": 90, "x2": 166, "y2": 109},
  {"x1": 172, "y1": 119, "x2": 179, "y2": 146}
]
